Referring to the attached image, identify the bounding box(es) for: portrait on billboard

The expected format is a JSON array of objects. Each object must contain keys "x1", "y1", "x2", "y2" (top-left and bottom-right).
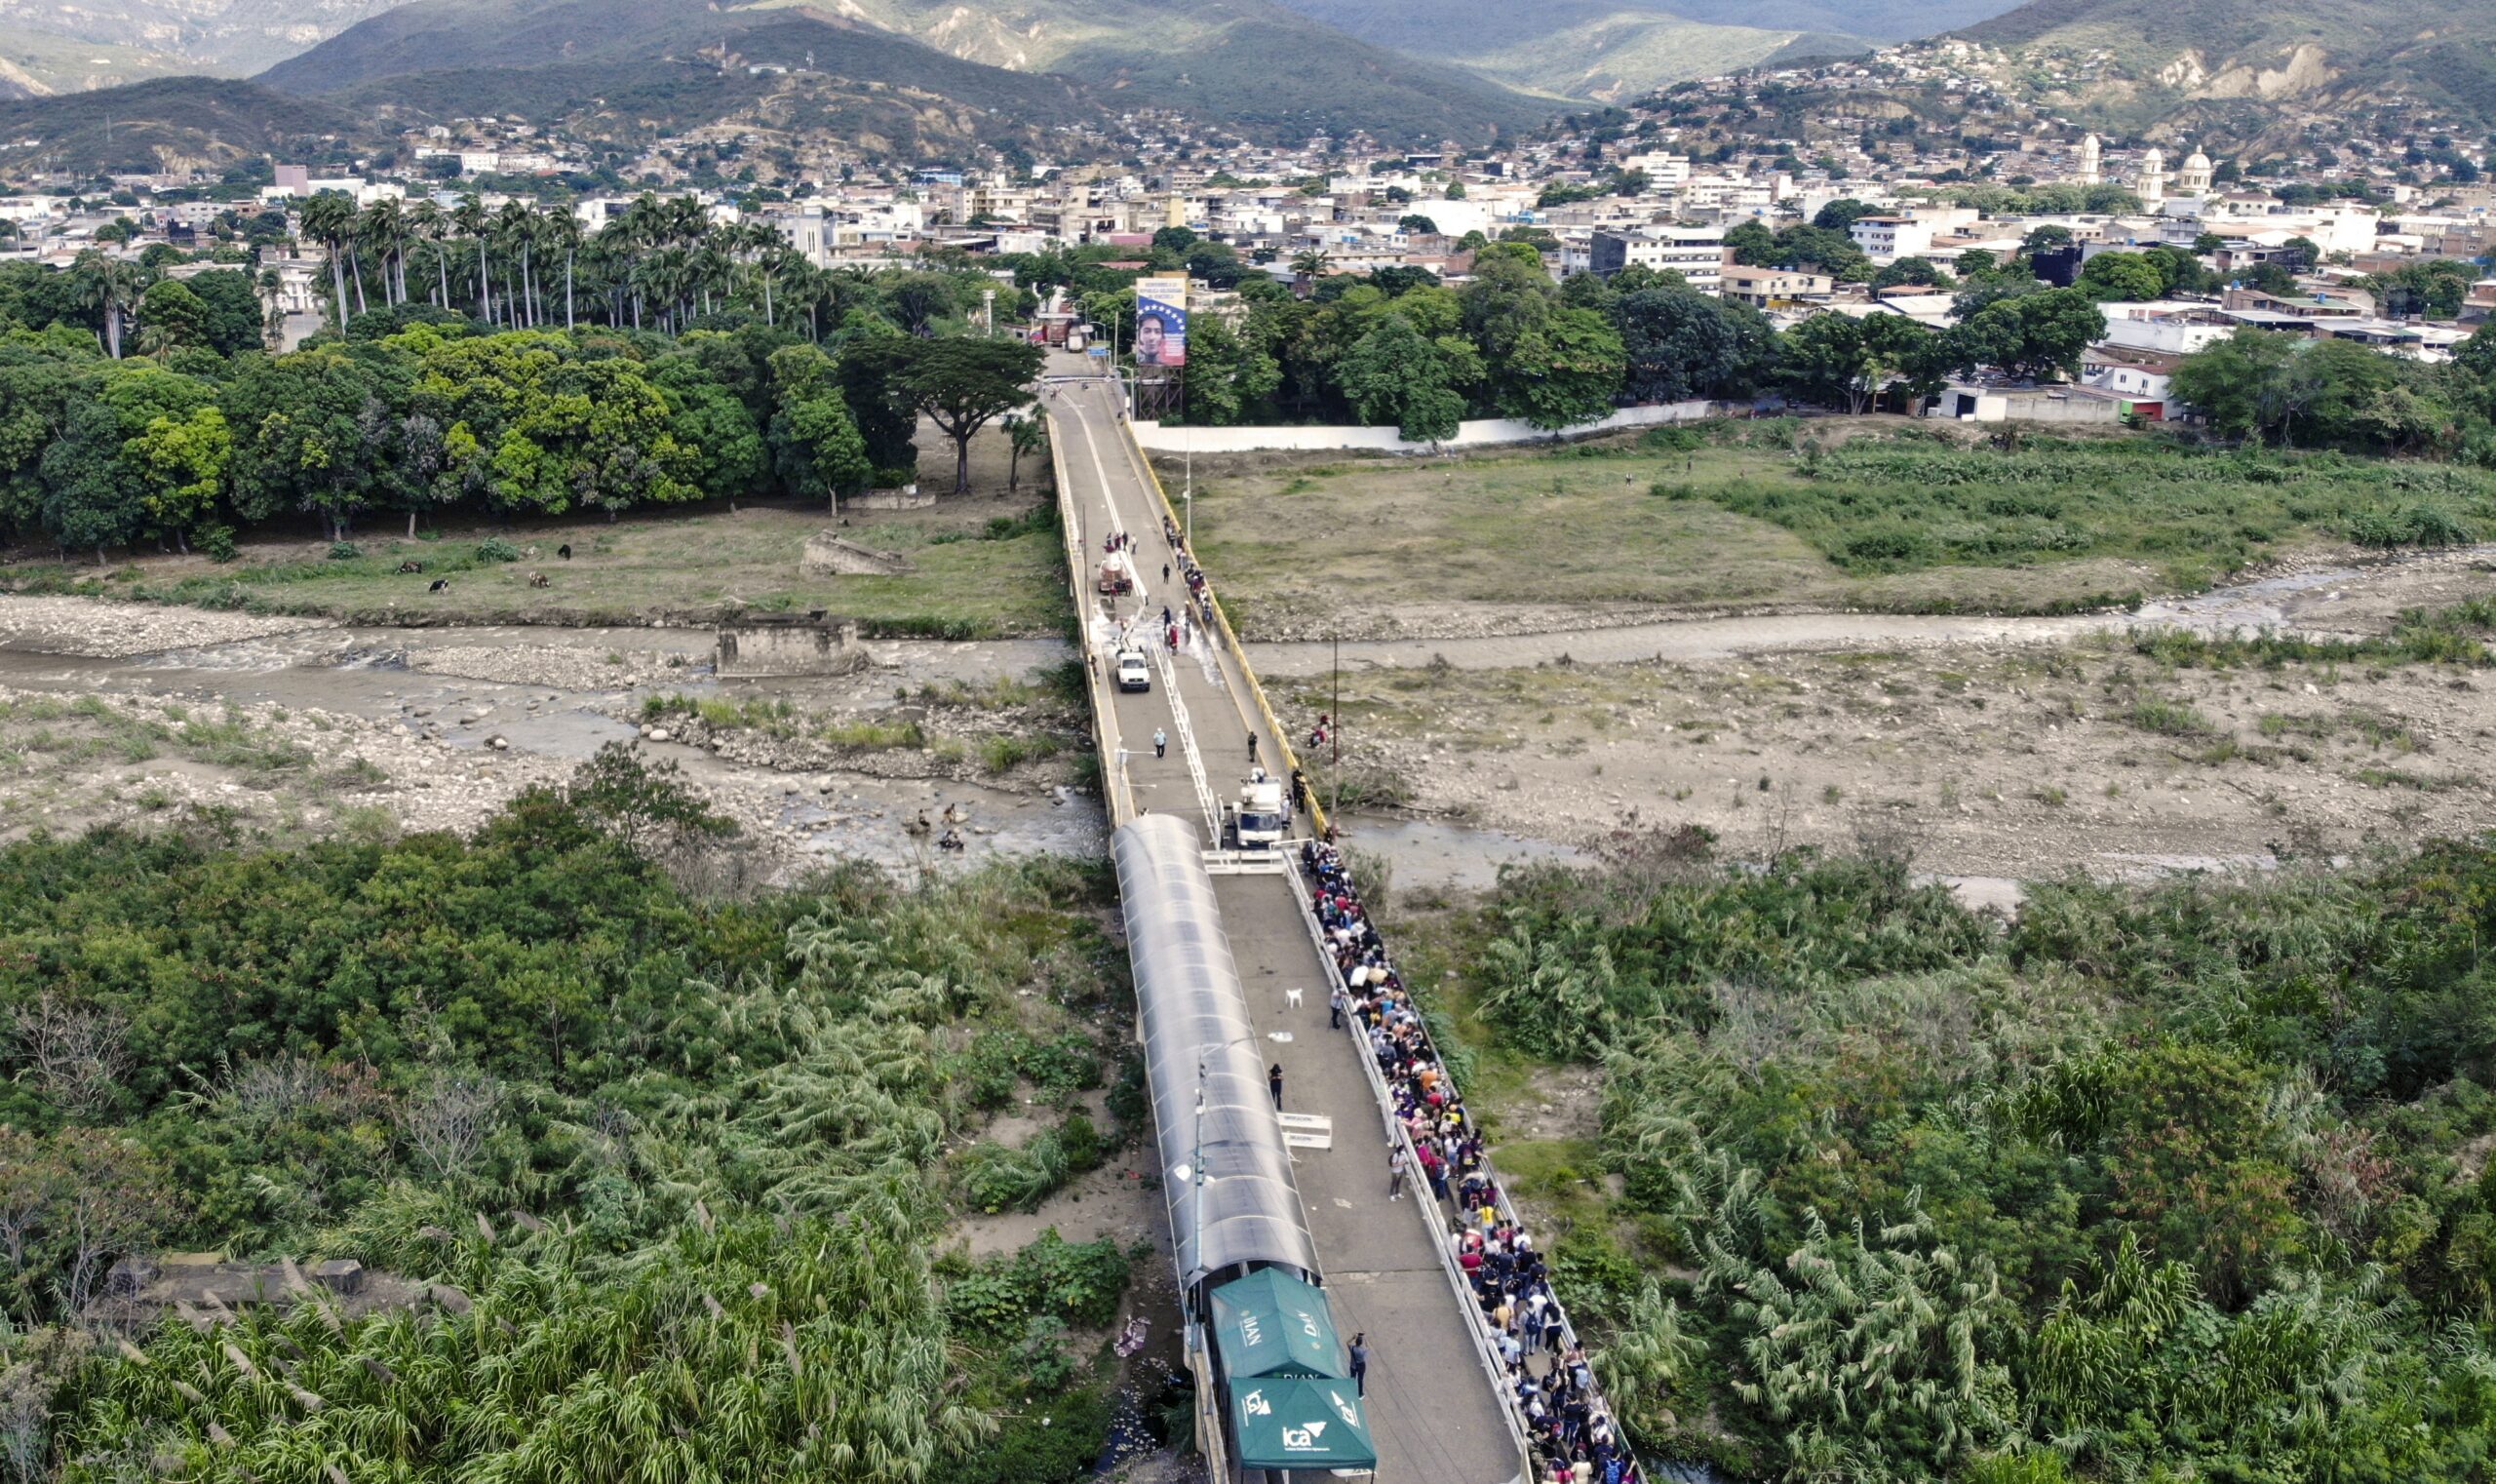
[{"x1": 1134, "y1": 277, "x2": 1188, "y2": 368}]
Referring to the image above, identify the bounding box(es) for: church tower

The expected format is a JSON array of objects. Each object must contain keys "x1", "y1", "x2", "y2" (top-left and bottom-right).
[
  {"x1": 2137, "y1": 147, "x2": 2166, "y2": 206},
  {"x1": 2076, "y1": 133, "x2": 2102, "y2": 186},
  {"x1": 2178, "y1": 146, "x2": 2213, "y2": 196}
]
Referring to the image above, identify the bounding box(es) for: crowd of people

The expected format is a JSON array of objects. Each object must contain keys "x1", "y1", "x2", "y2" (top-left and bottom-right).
[
  {"x1": 1301, "y1": 840, "x2": 1643, "y2": 1484},
  {"x1": 1162, "y1": 514, "x2": 1215, "y2": 628}
]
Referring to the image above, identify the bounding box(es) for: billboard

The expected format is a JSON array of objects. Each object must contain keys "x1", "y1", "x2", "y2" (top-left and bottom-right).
[{"x1": 1134, "y1": 276, "x2": 1188, "y2": 368}]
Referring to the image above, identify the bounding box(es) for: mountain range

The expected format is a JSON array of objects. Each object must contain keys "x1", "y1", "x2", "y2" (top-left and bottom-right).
[
  {"x1": 0, "y1": 0, "x2": 399, "y2": 94},
  {"x1": 3, "y1": 0, "x2": 2488, "y2": 176},
  {"x1": 1954, "y1": 0, "x2": 2496, "y2": 139}
]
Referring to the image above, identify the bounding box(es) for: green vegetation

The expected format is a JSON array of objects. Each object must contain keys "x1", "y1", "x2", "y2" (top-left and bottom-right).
[
  {"x1": 1180, "y1": 251, "x2": 2114, "y2": 437},
  {"x1": 1198, "y1": 430, "x2": 2496, "y2": 629},
  {"x1": 1410, "y1": 837, "x2": 2496, "y2": 1480},
  {"x1": 2173, "y1": 322, "x2": 2496, "y2": 457},
  {"x1": 2126, "y1": 597, "x2": 2496, "y2": 669},
  {"x1": 1687, "y1": 435, "x2": 2496, "y2": 590},
  {"x1": 5, "y1": 503, "x2": 1067, "y2": 637},
  {"x1": 0, "y1": 228, "x2": 1045, "y2": 551},
  {"x1": 0, "y1": 748, "x2": 1141, "y2": 1481}
]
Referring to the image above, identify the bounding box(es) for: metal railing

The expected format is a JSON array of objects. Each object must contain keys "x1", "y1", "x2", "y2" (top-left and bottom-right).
[
  {"x1": 1286, "y1": 853, "x2": 1630, "y2": 1484},
  {"x1": 1284, "y1": 857, "x2": 1535, "y2": 1484},
  {"x1": 1153, "y1": 642, "x2": 1223, "y2": 840},
  {"x1": 1045, "y1": 403, "x2": 1137, "y2": 827},
  {"x1": 1110, "y1": 397, "x2": 1330, "y2": 841}
]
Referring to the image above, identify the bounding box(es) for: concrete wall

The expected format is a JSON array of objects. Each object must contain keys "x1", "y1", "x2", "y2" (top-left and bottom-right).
[
  {"x1": 1130, "y1": 399, "x2": 1729, "y2": 455},
  {"x1": 716, "y1": 617, "x2": 868, "y2": 678}
]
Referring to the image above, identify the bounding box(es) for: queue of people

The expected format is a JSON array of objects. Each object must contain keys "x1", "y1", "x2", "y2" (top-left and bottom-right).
[
  {"x1": 1162, "y1": 516, "x2": 1216, "y2": 629},
  {"x1": 1300, "y1": 840, "x2": 1641, "y2": 1484}
]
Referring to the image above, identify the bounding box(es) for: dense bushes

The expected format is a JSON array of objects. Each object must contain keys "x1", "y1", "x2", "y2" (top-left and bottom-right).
[
  {"x1": 1687, "y1": 435, "x2": 2496, "y2": 579},
  {"x1": 1441, "y1": 835, "x2": 2496, "y2": 1478},
  {"x1": 0, "y1": 762, "x2": 1134, "y2": 1481}
]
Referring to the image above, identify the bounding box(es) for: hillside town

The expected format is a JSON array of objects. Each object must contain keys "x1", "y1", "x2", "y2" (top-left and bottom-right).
[{"x1": 5, "y1": 41, "x2": 2492, "y2": 427}]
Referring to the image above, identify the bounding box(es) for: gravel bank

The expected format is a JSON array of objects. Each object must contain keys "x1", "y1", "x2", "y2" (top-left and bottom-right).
[{"x1": 0, "y1": 597, "x2": 334, "y2": 658}]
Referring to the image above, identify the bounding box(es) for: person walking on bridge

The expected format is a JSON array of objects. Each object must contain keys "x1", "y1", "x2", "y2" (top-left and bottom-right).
[
  {"x1": 1247, "y1": 733, "x2": 1260, "y2": 766},
  {"x1": 1268, "y1": 1063, "x2": 1285, "y2": 1110},
  {"x1": 1153, "y1": 727, "x2": 1167, "y2": 760},
  {"x1": 1348, "y1": 1334, "x2": 1370, "y2": 1398}
]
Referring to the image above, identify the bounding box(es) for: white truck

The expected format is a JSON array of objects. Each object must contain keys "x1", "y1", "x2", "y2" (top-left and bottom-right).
[{"x1": 1222, "y1": 770, "x2": 1288, "y2": 850}]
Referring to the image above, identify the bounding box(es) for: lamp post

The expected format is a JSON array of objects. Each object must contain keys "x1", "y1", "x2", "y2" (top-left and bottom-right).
[{"x1": 1331, "y1": 632, "x2": 1342, "y2": 839}]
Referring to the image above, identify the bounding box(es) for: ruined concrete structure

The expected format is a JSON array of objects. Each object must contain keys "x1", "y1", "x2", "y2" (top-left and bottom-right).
[
  {"x1": 800, "y1": 532, "x2": 917, "y2": 576},
  {"x1": 716, "y1": 612, "x2": 871, "y2": 678}
]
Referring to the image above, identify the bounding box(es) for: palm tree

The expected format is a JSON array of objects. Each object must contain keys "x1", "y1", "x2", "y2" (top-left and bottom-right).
[
  {"x1": 453, "y1": 194, "x2": 490, "y2": 321},
  {"x1": 663, "y1": 194, "x2": 709, "y2": 251},
  {"x1": 691, "y1": 237, "x2": 733, "y2": 322},
  {"x1": 631, "y1": 249, "x2": 690, "y2": 334},
  {"x1": 408, "y1": 200, "x2": 449, "y2": 307},
  {"x1": 71, "y1": 250, "x2": 143, "y2": 359},
  {"x1": 297, "y1": 192, "x2": 357, "y2": 329},
  {"x1": 1289, "y1": 249, "x2": 1332, "y2": 281},
  {"x1": 1003, "y1": 411, "x2": 1046, "y2": 493},
  {"x1": 539, "y1": 209, "x2": 584, "y2": 331},
  {"x1": 491, "y1": 200, "x2": 534, "y2": 328},
  {"x1": 361, "y1": 196, "x2": 407, "y2": 307},
  {"x1": 741, "y1": 219, "x2": 791, "y2": 327}
]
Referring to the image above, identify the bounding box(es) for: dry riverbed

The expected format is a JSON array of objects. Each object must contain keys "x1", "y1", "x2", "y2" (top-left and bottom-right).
[
  {"x1": 0, "y1": 596, "x2": 1100, "y2": 875},
  {"x1": 1280, "y1": 548, "x2": 2496, "y2": 884}
]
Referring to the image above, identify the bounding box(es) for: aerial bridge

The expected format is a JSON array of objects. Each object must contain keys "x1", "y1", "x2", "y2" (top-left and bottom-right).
[{"x1": 1044, "y1": 366, "x2": 1618, "y2": 1483}]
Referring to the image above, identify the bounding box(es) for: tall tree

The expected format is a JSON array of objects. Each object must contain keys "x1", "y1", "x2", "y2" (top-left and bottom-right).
[
  {"x1": 453, "y1": 194, "x2": 491, "y2": 322},
  {"x1": 297, "y1": 192, "x2": 356, "y2": 329},
  {"x1": 135, "y1": 279, "x2": 207, "y2": 360},
  {"x1": 1338, "y1": 313, "x2": 1470, "y2": 443},
  {"x1": 1502, "y1": 306, "x2": 1624, "y2": 433},
  {"x1": 895, "y1": 338, "x2": 1042, "y2": 495},
  {"x1": 1613, "y1": 288, "x2": 1774, "y2": 405},
  {"x1": 361, "y1": 196, "x2": 407, "y2": 308},
  {"x1": 70, "y1": 252, "x2": 145, "y2": 361}
]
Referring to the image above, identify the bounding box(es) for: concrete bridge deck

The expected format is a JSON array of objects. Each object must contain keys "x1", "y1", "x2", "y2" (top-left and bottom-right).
[{"x1": 1044, "y1": 367, "x2": 1522, "y2": 1484}]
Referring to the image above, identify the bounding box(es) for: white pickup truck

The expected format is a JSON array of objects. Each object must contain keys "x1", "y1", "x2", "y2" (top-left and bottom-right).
[
  {"x1": 1222, "y1": 771, "x2": 1287, "y2": 849},
  {"x1": 1114, "y1": 648, "x2": 1151, "y2": 692}
]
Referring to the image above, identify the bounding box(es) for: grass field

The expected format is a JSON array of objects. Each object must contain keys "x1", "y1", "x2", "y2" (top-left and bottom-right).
[
  {"x1": 3, "y1": 500, "x2": 1070, "y2": 640},
  {"x1": 0, "y1": 420, "x2": 1072, "y2": 640},
  {"x1": 1182, "y1": 425, "x2": 2496, "y2": 639}
]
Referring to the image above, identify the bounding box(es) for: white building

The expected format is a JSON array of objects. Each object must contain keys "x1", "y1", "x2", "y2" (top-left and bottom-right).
[
  {"x1": 1621, "y1": 153, "x2": 1693, "y2": 188},
  {"x1": 1849, "y1": 215, "x2": 1935, "y2": 261},
  {"x1": 1585, "y1": 225, "x2": 1725, "y2": 288}
]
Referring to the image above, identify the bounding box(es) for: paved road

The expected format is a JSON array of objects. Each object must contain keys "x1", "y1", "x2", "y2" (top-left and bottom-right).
[{"x1": 1045, "y1": 369, "x2": 1523, "y2": 1484}]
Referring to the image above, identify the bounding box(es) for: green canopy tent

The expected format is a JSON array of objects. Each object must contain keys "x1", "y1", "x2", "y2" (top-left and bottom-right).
[
  {"x1": 1210, "y1": 1269, "x2": 1347, "y2": 1380},
  {"x1": 1229, "y1": 1374, "x2": 1379, "y2": 1472}
]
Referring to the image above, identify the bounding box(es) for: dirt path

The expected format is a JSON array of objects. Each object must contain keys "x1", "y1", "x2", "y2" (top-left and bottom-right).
[{"x1": 1246, "y1": 545, "x2": 2496, "y2": 678}]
